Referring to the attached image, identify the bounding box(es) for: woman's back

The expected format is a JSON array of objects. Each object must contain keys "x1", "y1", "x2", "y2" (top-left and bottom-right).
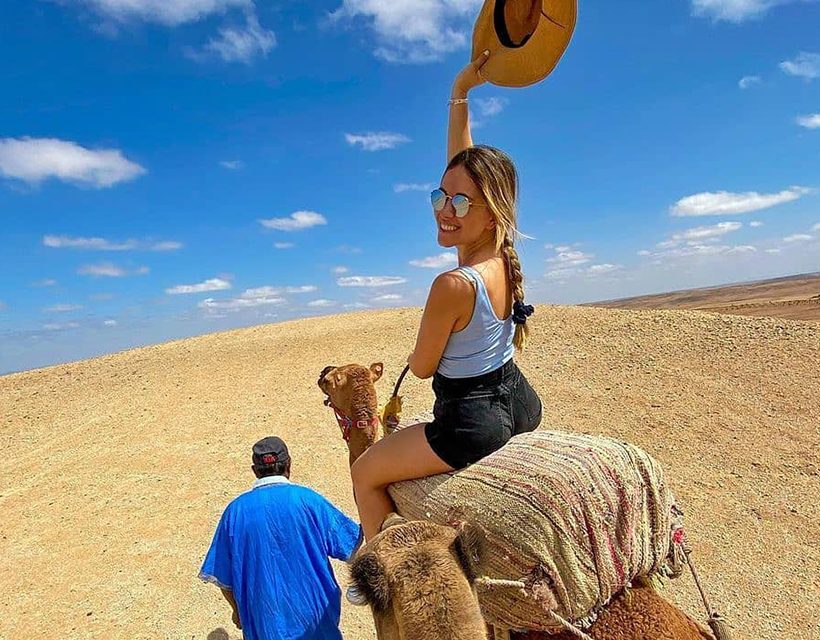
[{"x1": 438, "y1": 263, "x2": 514, "y2": 378}]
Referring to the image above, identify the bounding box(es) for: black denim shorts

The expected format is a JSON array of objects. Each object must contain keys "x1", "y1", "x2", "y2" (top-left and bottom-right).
[{"x1": 424, "y1": 359, "x2": 542, "y2": 470}]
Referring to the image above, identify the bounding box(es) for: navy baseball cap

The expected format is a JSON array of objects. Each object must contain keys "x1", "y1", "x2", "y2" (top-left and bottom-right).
[{"x1": 252, "y1": 436, "x2": 290, "y2": 467}]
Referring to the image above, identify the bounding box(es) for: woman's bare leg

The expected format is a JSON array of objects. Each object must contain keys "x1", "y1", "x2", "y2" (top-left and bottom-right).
[{"x1": 350, "y1": 423, "x2": 453, "y2": 540}]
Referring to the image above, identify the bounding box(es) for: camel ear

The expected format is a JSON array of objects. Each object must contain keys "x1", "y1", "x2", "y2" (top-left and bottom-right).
[
  {"x1": 452, "y1": 521, "x2": 486, "y2": 583},
  {"x1": 318, "y1": 366, "x2": 336, "y2": 387},
  {"x1": 350, "y1": 551, "x2": 391, "y2": 613},
  {"x1": 369, "y1": 362, "x2": 383, "y2": 382}
]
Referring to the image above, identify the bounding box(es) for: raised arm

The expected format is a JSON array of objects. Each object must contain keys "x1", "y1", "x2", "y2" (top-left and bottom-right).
[{"x1": 447, "y1": 50, "x2": 491, "y2": 163}]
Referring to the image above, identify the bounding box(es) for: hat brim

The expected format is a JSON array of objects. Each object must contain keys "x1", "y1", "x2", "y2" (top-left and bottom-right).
[{"x1": 472, "y1": 0, "x2": 577, "y2": 88}]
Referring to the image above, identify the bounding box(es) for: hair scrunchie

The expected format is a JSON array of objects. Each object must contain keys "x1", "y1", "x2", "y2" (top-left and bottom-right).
[{"x1": 512, "y1": 300, "x2": 534, "y2": 325}]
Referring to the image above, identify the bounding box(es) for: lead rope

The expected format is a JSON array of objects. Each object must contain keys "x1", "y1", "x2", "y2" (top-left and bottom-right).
[
  {"x1": 681, "y1": 538, "x2": 733, "y2": 640},
  {"x1": 474, "y1": 577, "x2": 594, "y2": 640},
  {"x1": 391, "y1": 364, "x2": 410, "y2": 400}
]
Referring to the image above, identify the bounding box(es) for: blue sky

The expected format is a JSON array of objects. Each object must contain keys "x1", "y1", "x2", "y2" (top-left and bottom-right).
[{"x1": 1, "y1": 0, "x2": 818, "y2": 374}]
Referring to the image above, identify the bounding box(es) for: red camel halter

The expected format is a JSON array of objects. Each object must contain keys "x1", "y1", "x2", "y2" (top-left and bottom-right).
[{"x1": 323, "y1": 397, "x2": 379, "y2": 442}]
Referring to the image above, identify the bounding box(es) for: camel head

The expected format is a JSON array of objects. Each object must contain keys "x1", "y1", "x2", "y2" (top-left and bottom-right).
[
  {"x1": 349, "y1": 514, "x2": 489, "y2": 640},
  {"x1": 318, "y1": 362, "x2": 383, "y2": 465}
]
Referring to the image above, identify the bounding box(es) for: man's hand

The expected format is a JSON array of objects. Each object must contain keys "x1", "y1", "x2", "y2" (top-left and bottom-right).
[{"x1": 220, "y1": 588, "x2": 242, "y2": 630}]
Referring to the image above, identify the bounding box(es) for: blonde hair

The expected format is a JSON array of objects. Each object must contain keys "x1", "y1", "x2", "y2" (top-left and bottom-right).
[{"x1": 446, "y1": 145, "x2": 530, "y2": 350}]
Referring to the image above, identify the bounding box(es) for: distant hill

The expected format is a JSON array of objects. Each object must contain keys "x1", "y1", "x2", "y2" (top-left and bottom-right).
[{"x1": 586, "y1": 272, "x2": 820, "y2": 321}]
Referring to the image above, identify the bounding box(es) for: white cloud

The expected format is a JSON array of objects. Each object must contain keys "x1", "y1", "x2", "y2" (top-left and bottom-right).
[
  {"x1": 546, "y1": 262, "x2": 621, "y2": 280},
  {"x1": 738, "y1": 75, "x2": 762, "y2": 89},
  {"x1": 274, "y1": 242, "x2": 294, "y2": 249},
  {"x1": 344, "y1": 132, "x2": 411, "y2": 151},
  {"x1": 220, "y1": 159, "x2": 244, "y2": 170},
  {"x1": 44, "y1": 235, "x2": 135, "y2": 250},
  {"x1": 783, "y1": 233, "x2": 813, "y2": 242},
  {"x1": 330, "y1": 0, "x2": 482, "y2": 63},
  {"x1": 394, "y1": 182, "x2": 434, "y2": 193},
  {"x1": 238, "y1": 285, "x2": 316, "y2": 299},
  {"x1": 344, "y1": 302, "x2": 370, "y2": 309},
  {"x1": 765, "y1": 248, "x2": 782, "y2": 254},
  {"x1": 796, "y1": 113, "x2": 820, "y2": 129},
  {"x1": 639, "y1": 243, "x2": 758, "y2": 261},
  {"x1": 692, "y1": 0, "x2": 804, "y2": 22},
  {"x1": 42, "y1": 322, "x2": 80, "y2": 331},
  {"x1": 199, "y1": 295, "x2": 285, "y2": 311},
  {"x1": 77, "y1": 263, "x2": 148, "y2": 277},
  {"x1": 44, "y1": 303, "x2": 83, "y2": 313},
  {"x1": 73, "y1": 0, "x2": 251, "y2": 26},
  {"x1": 670, "y1": 186, "x2": 813, "y2": 216},
  {"x1": 586, "y1": 263, "x2": 620, "y2": 275},
  {"x1": 43, "y1": 235, "x2": 182, "y2": 251},
  {"x1": 259, "y1": 210, "x2": 327, "y2": 231},
  {"x1": 150, "y1": 240, "x2": 183, "y2": 251},
  {"x1": 474, "y1": 97, "x2": 508, "y2": 117},
  {"x1": 547, "y1": 249, "x2": 593, "y2": 266},
  {"x1": 668, "y1": 221, "x2": 743, "y2": 244},
  {"x1": 33, "y1": 279, "x2": 58, "y2": 287},
  {"x1": 307, "y1": 299, "x2": 336, "y2": 308},
  {"x1": 780, "y1": 52, "x2": 820, "y2": 80},
  {"x1": 240, "y1": 286, "x2": 278, "y2": 298},
  {"x1": 103, "y1": 319, "x2": 118, "y2": 327},
  {"x1": 200, "y1": 12, "x2": 275, "y2": 63},
  {"x1": 409, "y1": 252, "x2": 457, "y2": 268},
  {"x1": 0, "y1": 137, "x2": 145, "y2": 188},
  {"x1": 284, "y1": 285, "x2": 317, "y2": 294},
  {"x1": 813, "y1": 222, "x2": 820, "y2": 231},
  {"x1": 337, "y1": 275, "x2": 407, "y2": 287},
  {"x1": 749, "y1": 221, "x2": 764, "y2": 227},
  {"x1": 166, "y1": 277, "x2": 232, "y2": 294},
  {"x1": 332, "y1": 266, "x2": 349, "y2": 275},
  {"x1": 372, "y1": 294, "x2": 403, "y2": 302}
]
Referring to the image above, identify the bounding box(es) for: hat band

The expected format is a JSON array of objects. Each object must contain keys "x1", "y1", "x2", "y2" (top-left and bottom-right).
[{"x1": 493, "y1": 0, "x2": 535, "y2": 49}]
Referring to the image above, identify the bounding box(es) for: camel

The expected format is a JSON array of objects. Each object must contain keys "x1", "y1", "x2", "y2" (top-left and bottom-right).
[{"x1": 318, "y1": 363, "x2": 716, "y2": 640}]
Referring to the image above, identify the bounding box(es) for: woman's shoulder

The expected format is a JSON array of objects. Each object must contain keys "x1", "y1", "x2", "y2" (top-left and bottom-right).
[
  {"x1": 435, "y1": 267, "x2": 474, "y2": 289},
  {"x1": 428, "y1": 268, "x2": 475, "y2": 303}
]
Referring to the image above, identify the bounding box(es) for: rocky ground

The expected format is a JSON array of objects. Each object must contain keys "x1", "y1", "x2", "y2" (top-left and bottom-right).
[{"x1": 1, "y1": 306, "x2": 818, "y2": 639}]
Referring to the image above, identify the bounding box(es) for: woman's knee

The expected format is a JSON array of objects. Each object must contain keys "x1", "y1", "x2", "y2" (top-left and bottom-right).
[{"x1": 350, "y1": 453, "x2": 383, "y2": 491}]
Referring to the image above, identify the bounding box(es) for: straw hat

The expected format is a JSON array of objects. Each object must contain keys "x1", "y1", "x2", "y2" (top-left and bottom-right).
[{"x1": 472, "y1": 0, "x2": 577, "y2": 88}]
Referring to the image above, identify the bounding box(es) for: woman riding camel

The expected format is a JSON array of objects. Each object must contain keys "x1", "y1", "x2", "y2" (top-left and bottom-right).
[{"x1": 349, "y1": 51, "x2": 543, "y2": 562}]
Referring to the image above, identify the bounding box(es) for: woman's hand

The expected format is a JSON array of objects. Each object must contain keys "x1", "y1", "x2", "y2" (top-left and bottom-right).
[{"x1": 452, "y1": 50, "x2": 491, "y2": 98}]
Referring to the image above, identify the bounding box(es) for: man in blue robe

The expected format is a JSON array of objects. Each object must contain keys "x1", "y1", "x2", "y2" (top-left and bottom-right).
[{"x1": 200, "y1": 436, "x2": 362, "y2": 640}]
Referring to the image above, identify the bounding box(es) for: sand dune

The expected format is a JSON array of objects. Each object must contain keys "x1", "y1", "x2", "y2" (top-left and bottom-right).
[{"x1": 1, "y1": 306, "x2": 818, "y2": 640}]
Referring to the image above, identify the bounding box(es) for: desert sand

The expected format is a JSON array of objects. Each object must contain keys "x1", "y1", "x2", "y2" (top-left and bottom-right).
[{"x1": 1, "y1": 305, "x2": 818, "y2": 640}]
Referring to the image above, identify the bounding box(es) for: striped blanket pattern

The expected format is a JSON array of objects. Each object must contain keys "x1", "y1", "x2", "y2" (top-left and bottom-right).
[{"x1": 387, "y1": 426, "x2": 680, "y2": 632}]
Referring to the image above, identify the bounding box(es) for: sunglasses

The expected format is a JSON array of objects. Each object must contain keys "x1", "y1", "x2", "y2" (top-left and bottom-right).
[{"x1": 430, "y1": 188, "x2": 487, "y2": 218}]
